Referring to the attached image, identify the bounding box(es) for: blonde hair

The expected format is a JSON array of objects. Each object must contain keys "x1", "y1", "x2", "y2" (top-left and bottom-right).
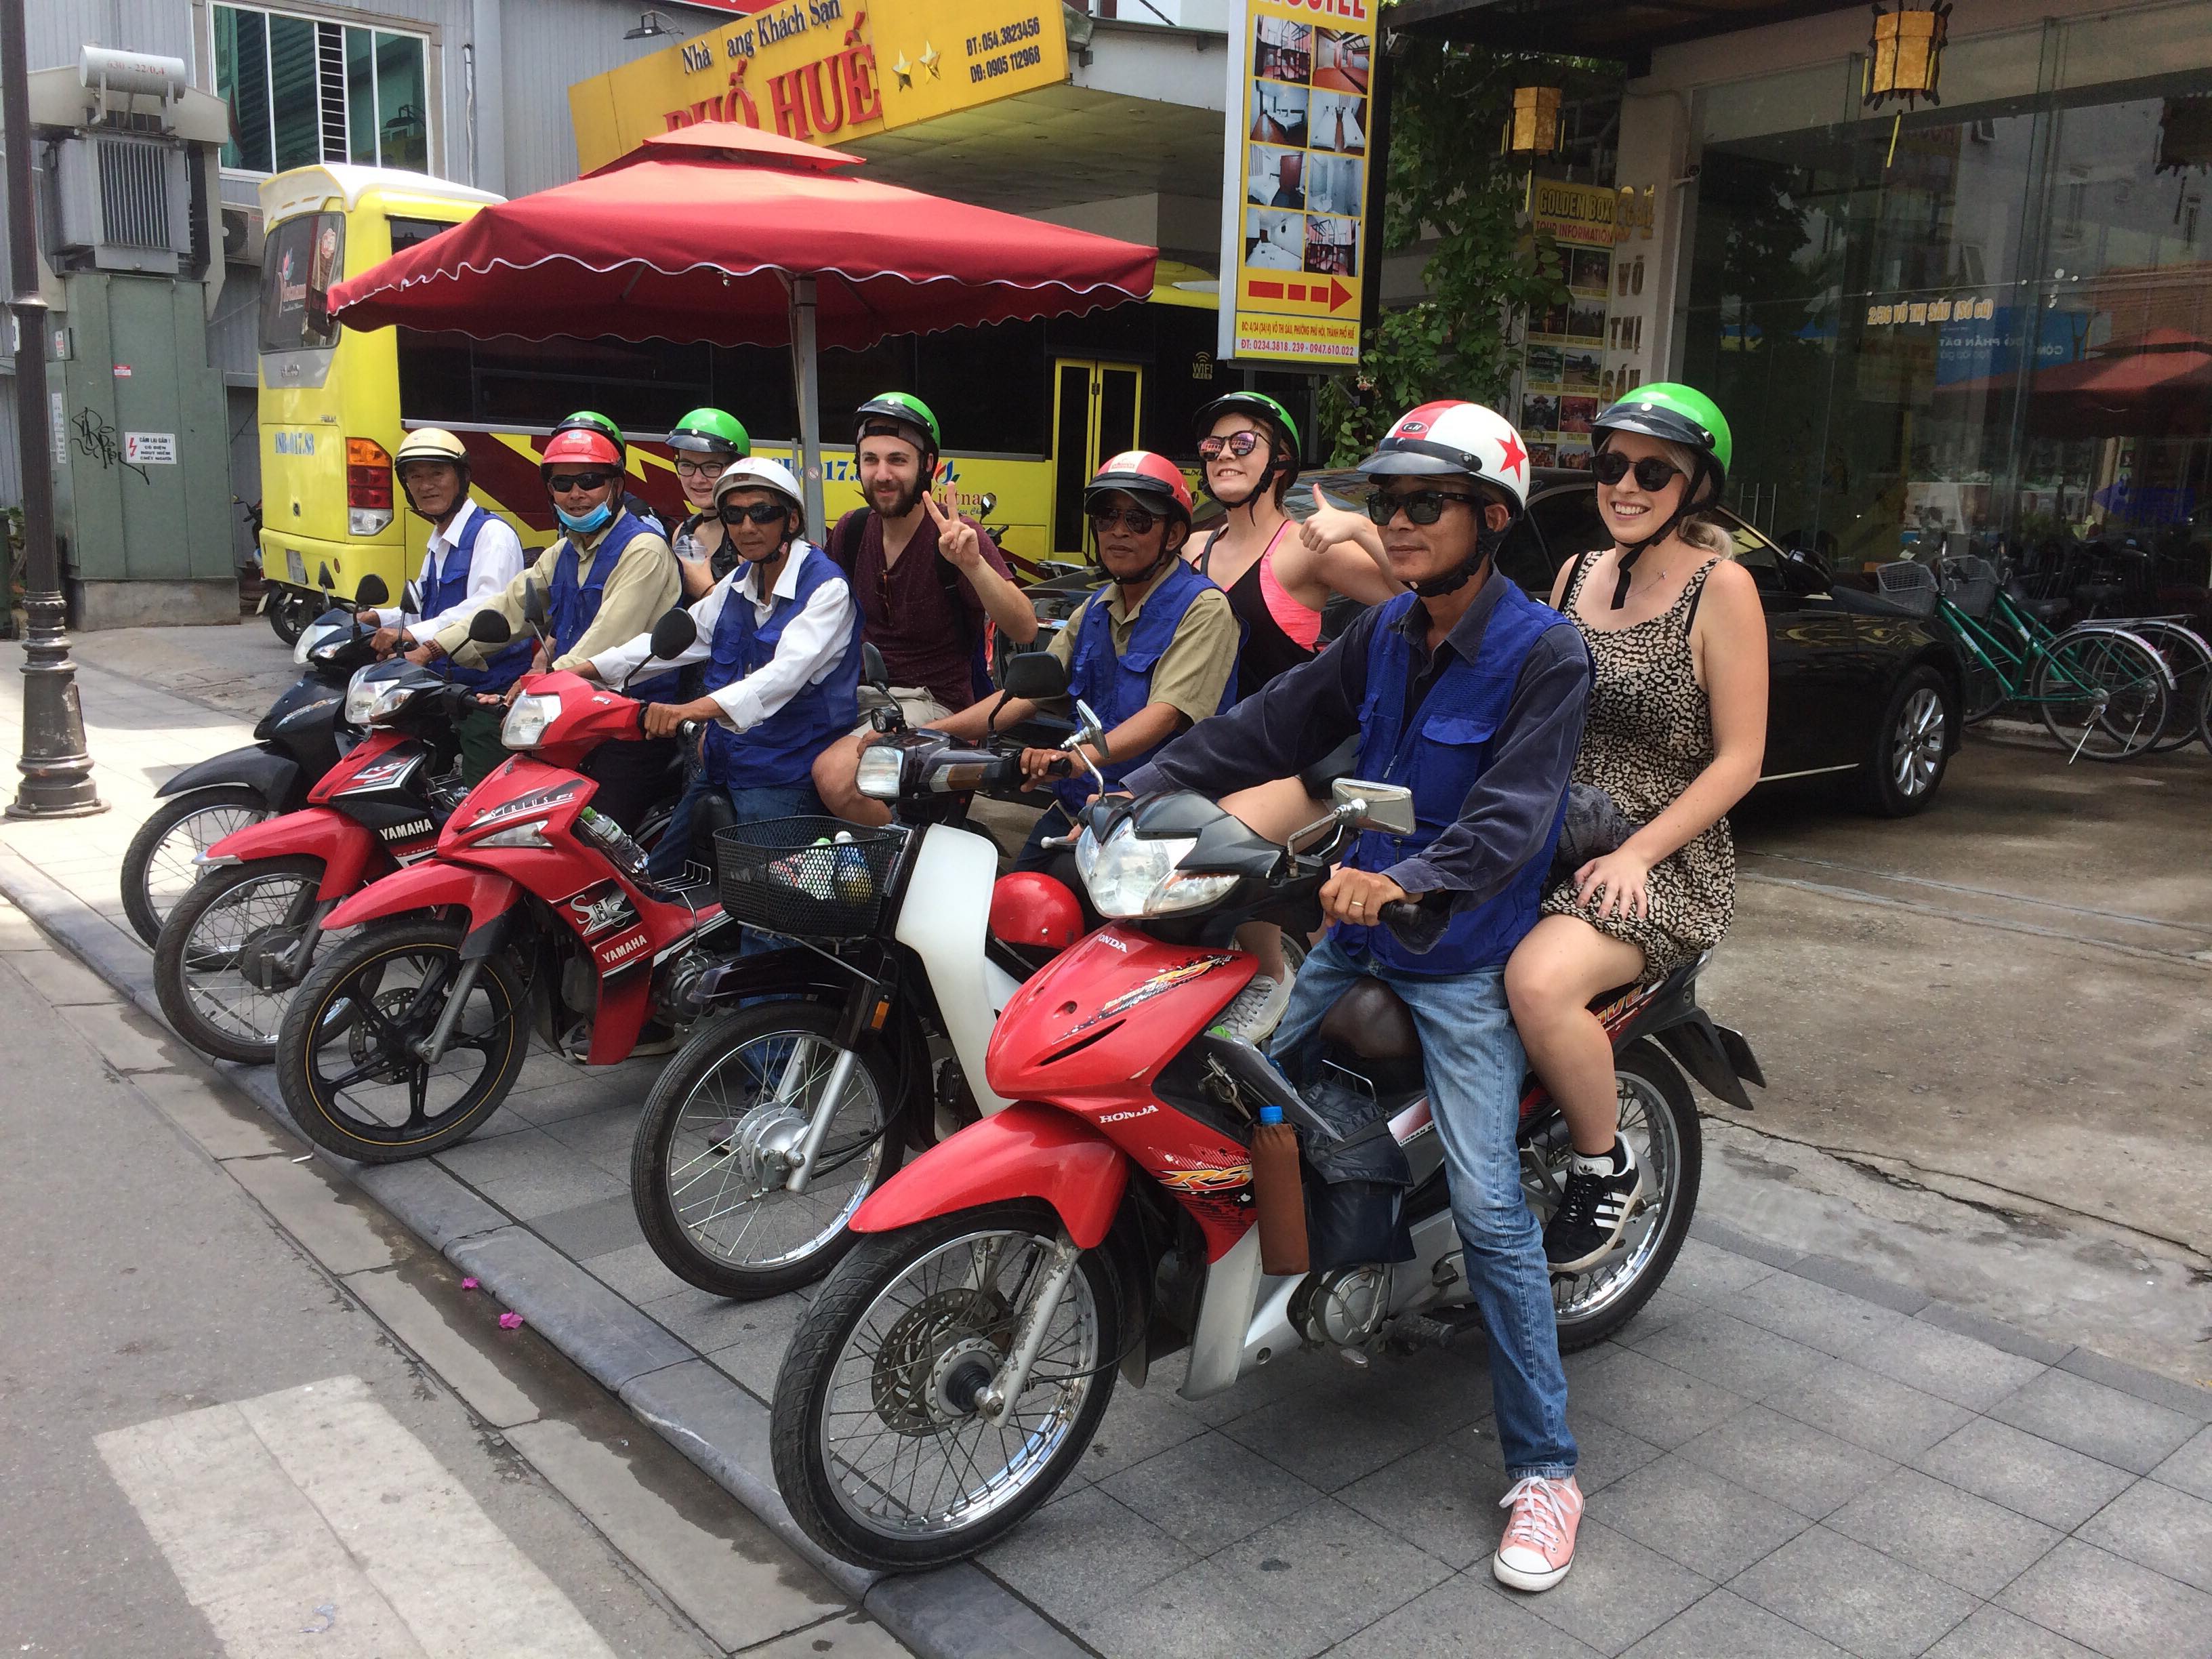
[{"x1": 1654, "y1": 438, "x2": 1729, "y2": 556}]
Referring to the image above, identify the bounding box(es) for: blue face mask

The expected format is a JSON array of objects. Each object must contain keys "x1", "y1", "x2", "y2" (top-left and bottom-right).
[{"x1": 556, "y1": 500, "x2": 615, "y2": 535}]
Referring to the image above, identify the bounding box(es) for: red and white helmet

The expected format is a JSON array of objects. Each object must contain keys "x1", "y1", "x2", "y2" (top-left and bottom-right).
[
  {"x1": 1084, "y1": 450, "x2": 1194, "y2": 524},
  {"x1": 1359, "y1": 401, "x2": 1531, "y2": 512}
]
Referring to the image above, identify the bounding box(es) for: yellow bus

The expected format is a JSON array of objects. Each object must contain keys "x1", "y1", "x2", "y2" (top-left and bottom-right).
[{"x1": 256, "y1": 163, "x2": 1268, "y2": 627}]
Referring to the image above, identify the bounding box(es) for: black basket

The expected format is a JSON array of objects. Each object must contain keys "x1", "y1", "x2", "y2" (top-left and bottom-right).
[{"x1": 713, "y1": 817, "x2": 904, "y2": 940}]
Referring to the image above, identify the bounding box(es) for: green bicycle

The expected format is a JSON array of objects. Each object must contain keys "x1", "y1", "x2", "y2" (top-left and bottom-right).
[{"x1": 1875, "y1": 558, "x2": 2174, "y2": 761}]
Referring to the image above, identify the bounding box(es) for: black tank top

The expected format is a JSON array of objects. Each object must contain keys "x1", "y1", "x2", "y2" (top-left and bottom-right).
[{"x1": 1199, "y1": 526, "x2": 1315, "y2": 697}]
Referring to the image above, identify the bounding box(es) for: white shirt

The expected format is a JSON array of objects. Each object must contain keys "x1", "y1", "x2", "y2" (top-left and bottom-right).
[
  {"x1": 589, "y1": 541, "x2": 855, "y2": 733},
  {"x1": 373, "y1": 500, "x2": 526, "y2": 639}
]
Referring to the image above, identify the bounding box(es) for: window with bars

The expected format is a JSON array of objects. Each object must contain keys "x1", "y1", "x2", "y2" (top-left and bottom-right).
[{"x1": 213, "y1": 4, "x2": 429, "y2": 176}]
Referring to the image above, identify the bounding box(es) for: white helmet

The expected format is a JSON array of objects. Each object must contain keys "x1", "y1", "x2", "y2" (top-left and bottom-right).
[
  {"x1": 1358, "y1": 400, "x2": 1532, "y2": 512},
  {"x1": 713, "y1": 457, "x2": 806, "y2": 518}
]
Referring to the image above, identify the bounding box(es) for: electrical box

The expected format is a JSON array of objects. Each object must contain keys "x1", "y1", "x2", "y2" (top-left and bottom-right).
[{"x1": 53, "y1": 134, "x2": 192, "y2": 274}]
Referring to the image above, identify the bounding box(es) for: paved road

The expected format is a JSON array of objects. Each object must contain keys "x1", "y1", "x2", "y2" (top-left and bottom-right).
[{"x1": 0, "y1": 899, "x2": 904, "y2": 1658}]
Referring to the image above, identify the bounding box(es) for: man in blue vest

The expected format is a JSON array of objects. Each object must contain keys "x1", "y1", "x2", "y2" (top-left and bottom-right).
[
  {"x1": 581, "y1": 459, "x2": 861, "y2": 883},
  {"x1": 1121, "y1": 401, "x2": 1596, "y2": 1595},
  {"x1": 425, "y1": 418, "x2": 685, "y2": 832},
  {"x1": 925, "y1": 451, "x2": 1239, "y2": 871},
  {"x1": 359, "y1": 428, "x2": 529, "y2": 783}
]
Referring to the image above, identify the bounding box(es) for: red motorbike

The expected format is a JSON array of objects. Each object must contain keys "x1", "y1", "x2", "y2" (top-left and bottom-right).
[
  {"x1": 273, "y1": 610, "x2": 731, "y2": 1163},
  {"x1": 770, "y1": 770, "x2": 1762, "y2": 1570}
]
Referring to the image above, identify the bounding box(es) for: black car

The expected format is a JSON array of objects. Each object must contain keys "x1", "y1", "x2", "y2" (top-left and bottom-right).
[{"x1": 1021, "y1": 467, "x2": 1961, "y2": 816}]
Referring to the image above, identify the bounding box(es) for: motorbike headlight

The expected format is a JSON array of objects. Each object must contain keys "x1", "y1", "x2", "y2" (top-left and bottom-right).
[
  {"x1": 475, "y1": 819, "x2": 550, "y2": 849},
  {"x1": 346, "y1": 674, "x2": 419, "y2": 727},
  {"x1": 501, "y1": 692, "x2": 562, "y2": 749},
  {"x1": 342, "y1": 666, "x2": 385, "y2": 724},
  {"x1": 1080, "y1": 819, "x2": 1202, "y2": 919},
  {"x1": 1144, "y1": 870, "x2": 1239, "y2": 916},
  {"x1": 295, "y1": 620, "x2": 344, "y2": 665},
  {"x1": 855, "y1": 744, "x2": 905, "y2": 801}
]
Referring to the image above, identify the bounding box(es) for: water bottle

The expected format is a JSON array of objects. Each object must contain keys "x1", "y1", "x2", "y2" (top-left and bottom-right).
[
  {"x1": 1250, "y1": 1103, "x2": 1309, "y2": 1275},
  {"x1": 578, "y1": 806, "x2": 649, "y2": 880},
  {"x1": 831, "y1": 830, "x2": 875, "y2": 905}
]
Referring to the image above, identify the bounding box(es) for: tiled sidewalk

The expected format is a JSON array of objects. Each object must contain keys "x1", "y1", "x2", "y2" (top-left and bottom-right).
[{"x1": 7, "y1": 635, "x2": 2212, "y2": 1659}]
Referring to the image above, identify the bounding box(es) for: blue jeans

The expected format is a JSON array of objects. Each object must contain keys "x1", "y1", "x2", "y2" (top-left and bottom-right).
[
  {"x1": 647, "y1": 776, "x2": 822, "y2": 882},
  {"x1": 1271, "y1": 933, "x2": 1577, "y2": 1482}
]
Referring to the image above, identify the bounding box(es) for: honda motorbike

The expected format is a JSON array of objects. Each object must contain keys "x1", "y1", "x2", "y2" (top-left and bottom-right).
[
  {"x1": 152, "y1": 643, "x2": 472, "y2": 1065},
  {"x1": 628, "y1": 649, "x2": 1084, "y2": 1300},
  {"x1": 769, "y1": 768, "x2": 1763, "y2": 1571},
  {"x1": 272, "y1": 607, "x2": 727, "y2": 1164},
  {"x1": 123, "y1": 577, "x2": 398, "y2": 945}
]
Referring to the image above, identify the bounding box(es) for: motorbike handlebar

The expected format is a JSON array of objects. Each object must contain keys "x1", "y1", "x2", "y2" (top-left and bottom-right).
[{"x1": 1377, "y1": 899, "x2": 1426, "y2": 930}]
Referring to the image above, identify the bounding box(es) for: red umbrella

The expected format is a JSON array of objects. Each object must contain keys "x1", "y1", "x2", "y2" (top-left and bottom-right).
[{"x1": 327, "y1": 123, "x2": 1158, "y2": 529}]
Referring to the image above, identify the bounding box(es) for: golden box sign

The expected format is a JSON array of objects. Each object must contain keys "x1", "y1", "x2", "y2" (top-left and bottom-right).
[
  {"x1": 569, "y1": 0, "x2": 1070, "y2": 175},
  {"x1": 1532, "y1": 179, "x2": 1620, "y2": 249},
  {"x1": 1219, "y1": 0, "x2": 1380, "y2": 367}
]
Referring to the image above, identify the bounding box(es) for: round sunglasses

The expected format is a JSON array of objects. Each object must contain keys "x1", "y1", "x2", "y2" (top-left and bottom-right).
[
  {"x1": 1197, "y1": 430, "x2": 1267, "y2": 462},
  {"x1": 1364, "y1": 489, "x2": 1481, "y2": 527},
  {"x1": 1592, "y1": 451, "x2": 1684, "y2": 491}
]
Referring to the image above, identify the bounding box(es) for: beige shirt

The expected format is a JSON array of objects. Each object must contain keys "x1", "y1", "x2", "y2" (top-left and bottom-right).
[
  {"x1": 434, "y1": 521, "x2": 681, "y2": 672},
  {"x1": 1047, "y1": 566, "x2": 1239, "y2": 726}
]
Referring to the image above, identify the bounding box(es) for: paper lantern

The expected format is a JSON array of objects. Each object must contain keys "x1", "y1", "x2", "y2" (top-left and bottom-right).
[
  {"x1": 1864, "y1": 3, "x2": 1950, "y2": 110},
  {"x1": 1504, "y1": 85, "x2": 1563, "y2": 157}
]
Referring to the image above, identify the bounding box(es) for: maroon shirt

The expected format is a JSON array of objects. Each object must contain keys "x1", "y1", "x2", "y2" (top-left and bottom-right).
[{"x1": 830, "y1": 508, "x2": 1014, "y2": 712}]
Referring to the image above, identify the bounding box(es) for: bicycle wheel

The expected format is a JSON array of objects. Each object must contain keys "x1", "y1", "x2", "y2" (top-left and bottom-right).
[
  {"x1": 2123, "y1": 621, "x2": 2212, "y2": 754},
  {"x1": 2033, "y1": 628, "x2": 2171, "y2": 761}
]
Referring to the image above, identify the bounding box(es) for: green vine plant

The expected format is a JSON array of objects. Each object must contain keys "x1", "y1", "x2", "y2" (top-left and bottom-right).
[{"x1": 1319, "y1": 33, "x2": 1610, "y2": 464}]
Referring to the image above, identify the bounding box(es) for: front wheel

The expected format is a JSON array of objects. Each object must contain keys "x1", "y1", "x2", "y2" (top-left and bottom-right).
[
  {"x1": 276, "y1": 918, "x2": 529, "y2": 1162},
  {"x1": 1860, "y1": 665, "x2": 1952, "y2": 817},
  {"x1": 1540, "y1": 1040, "x2": 1702, "y2": 1352},
  {"x1": 630, "y1": 1002, "x2": 905, "y2": 1300},
  {"x1": 771, "y1": 1204, "x2": 1120, "y2": 1572},
  {"x1": 122, "y1": 785, "x2": 274, "y2": 945},
  {"x1": 154, "y1": 855, "x2": 324, "y2": 1064}
]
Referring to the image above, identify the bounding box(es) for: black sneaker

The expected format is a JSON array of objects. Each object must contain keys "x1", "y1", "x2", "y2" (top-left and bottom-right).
[{"x1": 1544, "y1": 1138, "x2": 1647, "y2": 1273}]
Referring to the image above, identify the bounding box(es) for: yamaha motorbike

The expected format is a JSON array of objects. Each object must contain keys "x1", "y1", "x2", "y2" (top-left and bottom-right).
[{"x1": 770, "y1": 764, "x2": 1763, "y2": 1571}]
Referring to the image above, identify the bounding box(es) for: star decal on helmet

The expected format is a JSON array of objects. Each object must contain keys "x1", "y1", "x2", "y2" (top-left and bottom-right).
[{"x1": 1496, "y1": 430, "x2": 1528, "y2": 476}]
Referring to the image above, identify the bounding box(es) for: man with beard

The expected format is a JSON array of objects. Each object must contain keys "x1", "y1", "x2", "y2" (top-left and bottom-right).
[{"x1": 811, "y1": 392, "x2": 1038, "y2": 826}]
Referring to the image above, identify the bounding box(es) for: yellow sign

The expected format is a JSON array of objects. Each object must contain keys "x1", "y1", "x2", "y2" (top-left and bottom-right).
[
  {"x1": 1218, "y1": 0, "x2": 1377, "y2": 367},
  {"x1": 569, "y1": 0, "x2": 1069, "y2": 175},
  {"x1": 1532, "y1": 180, "x2": 1620, "y2": 249}
]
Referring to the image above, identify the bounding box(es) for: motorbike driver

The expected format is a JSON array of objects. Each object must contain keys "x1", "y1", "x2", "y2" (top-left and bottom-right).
[
  {"x1": 812, "y1": 392, "x2": 1039, "y2": 826},
  {"x1": 663, "y1": 407, "x2": 752, "y2": 598},
  {"x1": 424, "y1": 415, "x2": 685, "y2": 833},
  {"x1": 551, "y1": 410, "x2": 668, "y2": 537},
  {"x1": 356, "y1": 428, "x2": 529, "y2": 783},
  {"x1": 1120, "y1": 402, "x2": 1595, "y2": 1593},
  {"x1": 580, "y1": 459, "x2": 861, "y2": 883},
  {"x1": 925, "y1": 451, "x2": 1237, "y2": 872}
]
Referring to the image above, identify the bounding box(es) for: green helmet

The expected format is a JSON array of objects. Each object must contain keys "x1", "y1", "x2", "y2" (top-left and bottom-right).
[
  {"x1": 853, "y1": 391, "x2": 941, "y2": 455},
  {"x1": 667, "y1": 407, "x2": 750, "y2": 460},
  {"x1": 552, "y1": 409, "x2": 626, "y2": 462},
  {"x1": 1192, "y1": 391, "x2": 1302, "y2": 455},
  {"x1": 1591, "y1": 383, "x2": 1732, "y2": 502}
]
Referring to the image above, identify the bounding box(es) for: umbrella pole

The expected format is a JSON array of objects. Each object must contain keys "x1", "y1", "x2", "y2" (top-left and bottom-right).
[{"x1": 788, "y1": 275, "x2": 826, "y2": 541}]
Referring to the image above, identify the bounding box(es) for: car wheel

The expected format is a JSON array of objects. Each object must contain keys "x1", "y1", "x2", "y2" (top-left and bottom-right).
[{"x1": 1861, "y1": 665, "x2": 1950, "y2": 817}]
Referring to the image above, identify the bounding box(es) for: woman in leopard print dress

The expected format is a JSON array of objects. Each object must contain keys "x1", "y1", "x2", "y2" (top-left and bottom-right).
[{"x1": 1502, "y1": 386, "x2": 1769, "y2": 1273}]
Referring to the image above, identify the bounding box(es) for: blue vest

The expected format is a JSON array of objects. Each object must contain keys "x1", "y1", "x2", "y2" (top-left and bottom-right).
[
  {"x1": 426, "y1": 508, "x2": 533, "y2": 692},
  {"x1": 548, "y1": 510, "x2": 682, "y2": 703},
  {"x1": 701, "y1": 545, "x2": 862, "y2": 789},
  {"x1": 1334, "y1": 581, "x2": 1574, "y2": 978},
  {"x1": 1056, "y1": 559, "x2": 1235, "y2": 813}
]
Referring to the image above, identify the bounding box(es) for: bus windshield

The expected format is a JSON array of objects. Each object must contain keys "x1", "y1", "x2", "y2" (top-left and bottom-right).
[{"x1": 260, "y1": 211, "x2": 346, "y2": 353}]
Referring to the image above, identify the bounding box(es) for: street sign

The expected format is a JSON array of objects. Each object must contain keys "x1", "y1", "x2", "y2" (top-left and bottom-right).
[
  {"x1": 569, "y1": 0, "x2": 1069, "y2": 176},
  {"x1": 1217, "y1": 0, "x2": 1378, "y2": 367}
]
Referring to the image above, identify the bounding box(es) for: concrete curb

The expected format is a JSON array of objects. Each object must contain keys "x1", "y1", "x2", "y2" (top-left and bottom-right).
[{"x1": 0, "y1": 851, "x2": 1084, "y2": 1659}]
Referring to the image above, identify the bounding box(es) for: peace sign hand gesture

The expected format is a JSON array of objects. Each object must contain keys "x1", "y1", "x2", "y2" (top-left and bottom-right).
[{"x1": 924, "y1": 489, "x2": 983, "y2": 572}]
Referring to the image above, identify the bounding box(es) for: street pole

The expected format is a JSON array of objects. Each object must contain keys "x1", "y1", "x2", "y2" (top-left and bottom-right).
[{"x1": 3, "y1": 0, "x2": 102, "y2": 819}]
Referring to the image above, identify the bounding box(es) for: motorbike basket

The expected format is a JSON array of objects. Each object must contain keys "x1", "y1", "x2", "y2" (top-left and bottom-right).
[
  {"x1": 1874, "y1": 560, "x2": 1938, "y2": 618},
  {"x1": 713, "y1": 816, "x2": 905, "y2": 941},
  {"x1": 1298, "y1": 1061, "x2": 1416, "y2": 1271}
]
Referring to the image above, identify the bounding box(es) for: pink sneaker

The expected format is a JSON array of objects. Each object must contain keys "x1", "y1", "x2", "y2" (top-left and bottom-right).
[{"x1": 1493, "y1": 1474, "x2": 1583, "y2": 1592}]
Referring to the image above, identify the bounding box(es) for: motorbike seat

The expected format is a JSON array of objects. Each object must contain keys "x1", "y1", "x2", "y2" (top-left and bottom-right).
[{"x1": 1317, "y1": 977, "x2": 1420, "y2": 1061}]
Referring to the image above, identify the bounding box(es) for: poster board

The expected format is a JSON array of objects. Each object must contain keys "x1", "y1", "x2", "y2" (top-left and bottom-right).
[
  {"x1": 1216, "y1": 1, "x2": 1378, "y2": 367},
  {"x1": 1518, "y1": 182, "x2": 1623, "y2": 469}
]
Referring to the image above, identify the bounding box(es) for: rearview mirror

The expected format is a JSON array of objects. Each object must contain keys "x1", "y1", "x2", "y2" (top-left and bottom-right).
[
  {"x1": 1780, "y1": 547, "x2": 1833, "y2": 596},
  {"x1": 649, "y1": 609, "x2": 697, "y2": 663},
  {"x1": 1002, "y1": 651, "x2": 1069, "y2": 701},
  {"x1": 468, "y1": 609, "x2": 513, "y2": 644},
  {"x1": 1331, "y1": 777, "x2": 1416, "y2": 836},
  {"x1": 354, "y1": 574, "x2": 389, "y2": 609},
  {"x1": 522, "y1": 583, "x2": 550, "y2": 634},
  {"x1": 861, "y1": 642, "x2": 891, "y2": 692}
]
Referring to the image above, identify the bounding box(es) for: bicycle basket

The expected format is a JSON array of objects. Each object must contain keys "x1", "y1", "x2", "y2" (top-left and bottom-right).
[
  {"x1": 713, "y1": 817, "x2": 905, "y2": 939},
  {"x1": 1874, "y1": 560, "x2": 1938, "y2": 618},
  {"x1": 1941, "y1": 556, "x2": 1999, "y2": 619}
]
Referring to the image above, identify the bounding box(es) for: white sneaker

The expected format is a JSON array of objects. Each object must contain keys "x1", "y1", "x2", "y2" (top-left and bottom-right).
[{"x1": 1219, "y1": 970, "x2": 1293, "y2": 1044}]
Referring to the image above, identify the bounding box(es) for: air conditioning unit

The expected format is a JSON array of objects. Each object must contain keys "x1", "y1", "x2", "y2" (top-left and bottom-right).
[
  {"x1": 220, "y1": 204, "x2": 265, "y2": 268},
  {"x1": 52, "y1": 131, "x2": 190, "y2": 274}
]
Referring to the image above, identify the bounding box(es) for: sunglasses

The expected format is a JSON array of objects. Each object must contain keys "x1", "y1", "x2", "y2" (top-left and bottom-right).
[
  {"x1": 546, "y1": 472, "x2": 615, "y2": 493},
  {"x1": 719, "y1": 500, "x2": 792, "y2": 526},
  {"x1": 1197, "y1": 430, "x2": 1267, "y2": 461},
  {"x1": 1365, "y1": 489, "x2": 1480, "y2": 527},
  {"x1": 1592, "y1": 451, "x2": 1684, "y2": 491},
  {"x1": 1089, "y1": 505, "x2": 1162, "y2": 535},
  {"x1": 672, "y1": 457, "x2": 721, "y2": 479}
]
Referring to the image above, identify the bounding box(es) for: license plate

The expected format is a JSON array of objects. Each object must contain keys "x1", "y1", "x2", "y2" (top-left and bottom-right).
[{"x1": 285, "y1": 548, "x2": 308, "y2": 585}]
